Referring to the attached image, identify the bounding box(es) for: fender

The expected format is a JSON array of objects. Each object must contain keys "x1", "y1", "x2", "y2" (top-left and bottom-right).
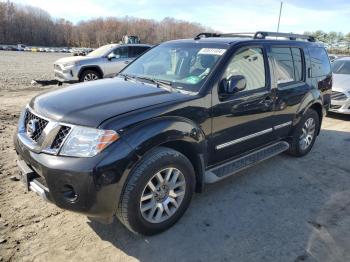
[
  {"x1": 292, "y1": 88, "x2": 324, "y2": 134},
  {"x1": 122, "y1": 116, "x2": 207, "y2": 190},
  {"x1": 78, "y1": 65, "x2": 104, "y2": 79}
]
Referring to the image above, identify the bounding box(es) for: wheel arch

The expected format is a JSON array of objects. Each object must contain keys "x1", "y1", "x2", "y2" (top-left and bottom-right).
[
  {"x1": 78, "y1": 65, "x2": 104, "y2": 80},
  {"x1": 122, "y1": 117, "x2": 208, "y2": 193},
  {"x1": 295, "y1": 89, "x2": 324, "y2": 136}
]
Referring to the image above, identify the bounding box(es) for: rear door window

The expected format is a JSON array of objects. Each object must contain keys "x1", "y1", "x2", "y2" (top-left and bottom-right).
[
  {"x1": 291, "y1": 48, "x2": 303, "y2": 81},
  {"x1": 309, "y1": 47, "x2": 331, "y2": 77},
  {"x1": 271, "y1": 47, "x2": 304, "y2": 86}
]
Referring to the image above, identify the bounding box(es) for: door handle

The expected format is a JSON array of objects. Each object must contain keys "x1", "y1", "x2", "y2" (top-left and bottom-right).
[
  {"x1": 260, "y1": 96, "x2": 273, "y2": 108},
  {"x1": 124, "y1": 60, "x2": 130, "y2": 64}
]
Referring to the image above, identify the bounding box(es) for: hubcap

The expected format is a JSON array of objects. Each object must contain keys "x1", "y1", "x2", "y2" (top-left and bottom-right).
[
  {"x1": 83, "y1": 73, "x2": 98, "y2": 81},
  {"x1": 140, "y1": 167, "x2": 186, "y2": 224},
  {"x1": 299, "y1": 117, "x2": 315, "y2": 150}
]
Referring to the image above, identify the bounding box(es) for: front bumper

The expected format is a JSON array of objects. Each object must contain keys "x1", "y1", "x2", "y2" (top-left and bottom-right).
[
  {"x1": 14, "y1": 133, "x2": 135, "y2": 220},
  {"x1": 329, "y1": 97, "x2": 350, "y2": 114},
  {"x1": 54, "y1": 64, "x2": 79, "y2": 82}
]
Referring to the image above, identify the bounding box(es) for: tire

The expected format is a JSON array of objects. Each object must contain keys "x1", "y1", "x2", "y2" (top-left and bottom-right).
[
  {"x1": 116, "y1": 147, "x2": 195, "y2": 235},
  {"x1": 79, "y1": 69, "x2": 101, "y2": 82},
  {"x1": 287, "y1": 108, "x2": 320, "y2": 157}
]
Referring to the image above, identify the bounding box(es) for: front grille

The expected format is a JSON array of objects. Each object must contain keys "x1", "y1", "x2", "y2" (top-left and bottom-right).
[
  {"x1": 331, "y1": 91, "x2": 347, "y2": 101},
  {"x1": 24, "y1": 110, "x2": 49, "y2": 141},
  {"x1": 51, "y1": 126, "x2": 71, "y2": 149}
]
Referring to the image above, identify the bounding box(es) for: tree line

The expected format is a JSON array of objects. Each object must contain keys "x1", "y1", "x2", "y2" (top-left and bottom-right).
[
  {"x1": 304, "y1": 30, "x2": 350, "y2": 45},
  {"x1": 1, "y1": 0, "x2": 350, "y2": 50},
  {"x1": 0, "y1": 1, "x2": 209, "y2": 47}
]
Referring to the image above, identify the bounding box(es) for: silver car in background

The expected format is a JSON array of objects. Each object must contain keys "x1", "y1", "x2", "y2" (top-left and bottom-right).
[
  {"x1": 330, "y1": 57, "x2": 350, "y2": 114},
  {"x1": 54, "y1": 44, "x2": 152, "y2": 83}
]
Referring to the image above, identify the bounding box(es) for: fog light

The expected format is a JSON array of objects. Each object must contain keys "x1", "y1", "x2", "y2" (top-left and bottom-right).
[{"x1": 61, "y1": 184, "x2": 78, "y2": 202}]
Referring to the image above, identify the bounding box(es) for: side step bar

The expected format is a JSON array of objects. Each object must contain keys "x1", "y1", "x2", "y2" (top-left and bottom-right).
[{"x1": 205, "y1": 141, "x2": 290, "y2": 183}]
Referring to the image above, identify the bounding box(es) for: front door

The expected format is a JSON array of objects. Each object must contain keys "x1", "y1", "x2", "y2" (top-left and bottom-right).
[
  {"x1": 209, "y1": 45, "x2": 276, "y2": 165},
  {"x1": 103, "y1": 46, "x2": 130, "y2": 77}
]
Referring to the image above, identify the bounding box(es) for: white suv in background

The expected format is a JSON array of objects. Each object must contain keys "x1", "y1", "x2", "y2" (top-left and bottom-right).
[{"x1": 54, "y1": 44, "x2": 152, "y2": 83}]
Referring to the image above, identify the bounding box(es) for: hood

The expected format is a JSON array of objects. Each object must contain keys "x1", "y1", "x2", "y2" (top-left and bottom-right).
[
  {"x1": 54, "y1": 56, "x2": 97, "y2": 64},
  {"x1": 332, "y1": 73, "x2": 350, "y2": 93},
  {"x1": 29, "y1": 78, "x2": 189, "y2": 127}
]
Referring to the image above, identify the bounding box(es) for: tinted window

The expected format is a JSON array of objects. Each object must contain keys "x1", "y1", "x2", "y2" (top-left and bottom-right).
[
  {"x1": 129, "y1": 46, "x2": 150, "y2": 57},
  {"x1": 291, "y1": 48, "x2": 303, "y2": 81},
  {"x1": 113, "y1": 46, "x2": 128, "y2": 58},
  {"x1": 309, "y1": 47, "x2": 331, "y2": 77},
  {"x1": 271, "y1": 48, "x2": 295, "y2": 85},
  {"x1": 223, "y1": 47, "x2": 266, "y2": 91},
  {"x1": 271, "y1": 47, "x2": 304, "y2": 85}
]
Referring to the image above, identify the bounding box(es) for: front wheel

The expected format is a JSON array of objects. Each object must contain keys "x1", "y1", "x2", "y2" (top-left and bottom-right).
[
  {"x1": 116, "y1": 147, "x2": 195, "y2": 235},
  {"x1": 287, "y1": 108, "x2": 320, "y2": 157},
  {"x1": 79, "y1": 69, "x2": 101, "y2": 82}
]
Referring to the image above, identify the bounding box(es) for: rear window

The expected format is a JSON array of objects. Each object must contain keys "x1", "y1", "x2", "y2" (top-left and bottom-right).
[
  {"x1": 309, "y1": 47, "x2": 331, "y2": 77},
  {"x1": 270, "y1": 47, "x2": 304, "y2": 86}
]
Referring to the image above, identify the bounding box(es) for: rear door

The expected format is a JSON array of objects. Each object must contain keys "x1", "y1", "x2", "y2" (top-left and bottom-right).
[{"x1": 268, "y1": 45, "x2": 310, "y2": 138}]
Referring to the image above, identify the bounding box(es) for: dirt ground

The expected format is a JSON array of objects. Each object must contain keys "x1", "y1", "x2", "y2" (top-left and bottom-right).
[{"x1": 0, "y1": 51, "x2": 350, "y2": 262}]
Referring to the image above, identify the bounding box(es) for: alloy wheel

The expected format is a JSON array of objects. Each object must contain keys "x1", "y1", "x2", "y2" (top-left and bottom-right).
[
  {"x1": 140, "y1": 167, "x2": 186, "y2": 223},
  {"x1": 299, "y1": 117, "x2": 316, "y2": 151},
  {"x1": 83, "y1": 73, "x2": 99, "y2": 81}
]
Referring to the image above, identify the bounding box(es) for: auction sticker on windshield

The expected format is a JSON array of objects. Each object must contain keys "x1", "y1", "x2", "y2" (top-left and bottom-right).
[{"x1": 198, "y1": 48, "x2": 226, "y2": 56}]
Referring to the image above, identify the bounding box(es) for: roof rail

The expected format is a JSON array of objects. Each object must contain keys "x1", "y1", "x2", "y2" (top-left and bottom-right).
[
  {"x1": 194, "y1": 33, "x2": 221, "y2": 40},
  {"x1": 194, "y1": 31, "x2": 315, "y2": 42},
  {"x1": 253, "y1": 31, "x2": 315, "y2": 42}
]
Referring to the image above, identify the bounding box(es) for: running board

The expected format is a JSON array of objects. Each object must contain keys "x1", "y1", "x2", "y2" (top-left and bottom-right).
[{"x1": 205, "y1": 141, "x2": 289, "y2": 183}]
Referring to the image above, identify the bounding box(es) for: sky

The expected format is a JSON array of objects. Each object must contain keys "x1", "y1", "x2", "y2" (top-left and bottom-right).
[{"x1": 12, "y1": 0, "x2": 350, "y2": 33}]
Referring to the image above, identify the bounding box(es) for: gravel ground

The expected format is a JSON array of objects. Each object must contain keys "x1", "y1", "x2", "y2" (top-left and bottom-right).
[
  {"x1": 0, "y1": 51, "x2": 66, "y2": 90},
  {"x1": 0, "y1": 51, "x2": 350, "y2": 262}
]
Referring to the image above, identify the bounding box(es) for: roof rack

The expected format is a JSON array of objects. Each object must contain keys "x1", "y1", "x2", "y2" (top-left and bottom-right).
[{"x1": 194, "y1": 31, "x2": 315, "y2": 42}]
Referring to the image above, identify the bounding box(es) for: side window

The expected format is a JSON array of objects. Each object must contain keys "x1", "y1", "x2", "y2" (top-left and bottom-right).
[
  {"x1": 113, "y1": 46, "x2": 128, "y2": 58},
  {"x1": 223, "y1": 47, "x2": 266, "y2": 91},
  {"x1": 271, "y1": 47, "x2": 294, "y2": 85},
  {"x1": 130, "y1": 46, "x2": 150, "y2": 57},
  {"x1": 271, "y1": 47, "x2": 304, "y2": 85},
  {"x1": 291, "y1": 48, "x2": 303, "y2": 81},
  {"x1": 309, "y1": 47, "x2": 331, "y2": 77}
]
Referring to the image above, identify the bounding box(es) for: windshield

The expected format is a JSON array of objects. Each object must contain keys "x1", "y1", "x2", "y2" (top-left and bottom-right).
[
  {"x1": 121, "y1": 43, "x2": 227, "y2": 93},
  {"x1": 87, "y1": 44, "x2": 117, "y2": 57},
  {"x1": 332, "y1": 60, "x2": 350, "y2": 74}
]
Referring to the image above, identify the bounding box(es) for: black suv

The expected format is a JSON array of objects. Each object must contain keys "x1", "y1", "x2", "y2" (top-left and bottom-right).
[{"x1": 14, "y1": 31, "x2": 332, "y2": 235}]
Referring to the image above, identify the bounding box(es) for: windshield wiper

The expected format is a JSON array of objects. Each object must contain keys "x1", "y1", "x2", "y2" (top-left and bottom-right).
[
  {"x1": 118, "y1": 74, "x2": 175, "y2": 92},
  {"x1": 118, "y1": 73, "x2": 134, "y2": 81},
  {"x1": 134, "y1": 76, "x2": 173, "y2": 89}
]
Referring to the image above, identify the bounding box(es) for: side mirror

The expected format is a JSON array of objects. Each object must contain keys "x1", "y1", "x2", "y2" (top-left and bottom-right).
[
  {"x1": 220, "y1": 75, "x2": 246, "y2": 95},
  {"x1": 107, "y1": 53, "x2": 120, "y2": 60}
]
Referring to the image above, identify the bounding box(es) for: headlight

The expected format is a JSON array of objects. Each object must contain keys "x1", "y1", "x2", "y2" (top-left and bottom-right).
[
  {"x1": 60, "y1": 126, "x2": 119, "y2": 157},
  {"x1": 62, "y1": 61, "x2": 77, "y2": 68}
]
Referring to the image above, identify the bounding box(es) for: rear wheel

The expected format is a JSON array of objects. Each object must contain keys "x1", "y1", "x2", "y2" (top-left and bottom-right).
[
  {"x1": 79, "y1": 69, "x2": 101, "y2": 82},
  {"x1": 287, "y1": 109, "x2": 320, "y2": 157},
  {"x1": 116, "y1": 147, "x2": 195, "y2": 235}
]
